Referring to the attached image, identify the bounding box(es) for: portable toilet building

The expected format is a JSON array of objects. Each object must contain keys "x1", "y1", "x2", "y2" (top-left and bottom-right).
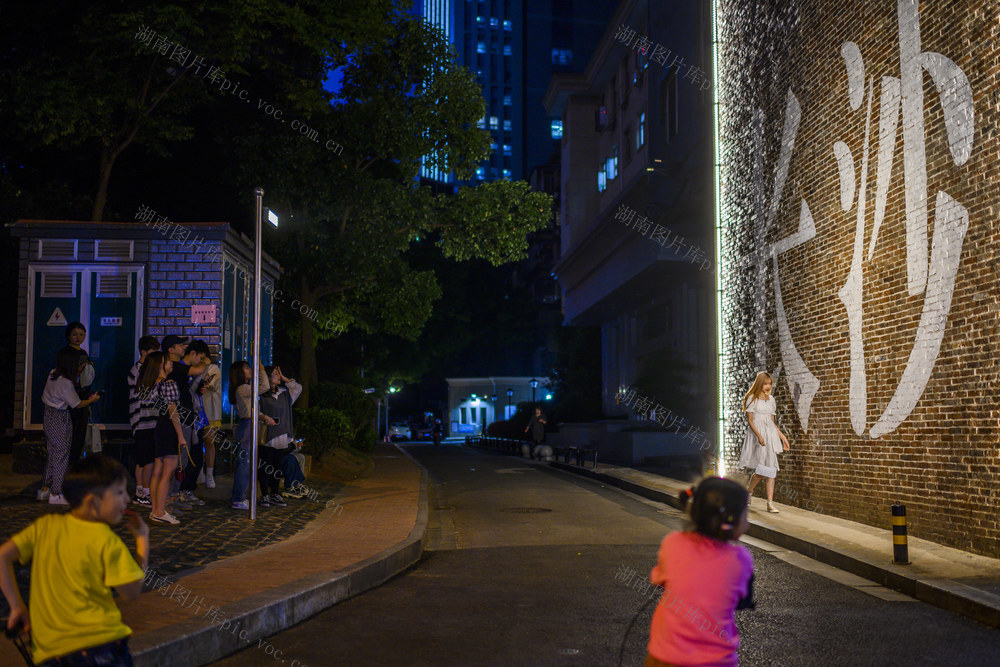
[{"x1": 7, "y1": 219, "x2": 281, "y2": 435}]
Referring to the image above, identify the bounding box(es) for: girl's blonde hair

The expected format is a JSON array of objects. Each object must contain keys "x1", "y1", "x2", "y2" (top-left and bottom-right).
[{"x1": 742, "y1": 371, "x2": 772, "y2": 411}]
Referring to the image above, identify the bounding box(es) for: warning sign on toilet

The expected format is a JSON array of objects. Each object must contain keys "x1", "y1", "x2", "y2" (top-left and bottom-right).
[{"x1": 46, "y1": 307, "x2": 68, "y2": 327}]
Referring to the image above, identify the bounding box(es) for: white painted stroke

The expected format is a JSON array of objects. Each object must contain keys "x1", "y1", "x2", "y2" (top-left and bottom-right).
[
  {"x1": 772, "y1": 200, "x2": 821, "y2": 431},
  {"x1": 765, "y1": 91, "x2": 801, "y2": 235},
  {"x1": 870, "y1": 76, "x2": 901, "y2": 261},
  {"x1": 839, "y1": 78, "x2": 874, "y2": 436},
  {"x1": 833, "y1": 142, "x2": 856, "y2": 212},
  {"x1": 897, "y1": 0, "x2": 974, "y2": 297},
  {"x1": 841, "y1": 42, "x2": 865, "y2": 111},
  {"x1": 869, "y1": 192, "x2": 969, "y2": 438}
]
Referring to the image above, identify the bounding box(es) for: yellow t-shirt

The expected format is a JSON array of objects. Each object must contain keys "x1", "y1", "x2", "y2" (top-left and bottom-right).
[{"x1": 11, "y1": 513, "x2": 144, "y2": 663}]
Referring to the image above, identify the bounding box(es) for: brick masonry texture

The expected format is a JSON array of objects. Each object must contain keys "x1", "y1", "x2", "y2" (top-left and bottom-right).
[
  {"x1": 718, "y1": 0, "x2": 1000, "y2": 555},
  {"x1": 150, "y1": 240, "x2": 223, "y2": 350}
]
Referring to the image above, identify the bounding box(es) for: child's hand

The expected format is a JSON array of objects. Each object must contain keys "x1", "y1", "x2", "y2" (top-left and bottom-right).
[
  {"x1": 6, "y1": 604, "x2": 29, "y2": 635},
  {"x1": 124, "y1": 510, "x2": 149, "y2": 539}
]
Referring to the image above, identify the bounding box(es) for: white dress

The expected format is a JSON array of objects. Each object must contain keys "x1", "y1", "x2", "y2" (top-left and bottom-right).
[{"x1": 737, "y1": 396, "x2": 783, "y2": 472}]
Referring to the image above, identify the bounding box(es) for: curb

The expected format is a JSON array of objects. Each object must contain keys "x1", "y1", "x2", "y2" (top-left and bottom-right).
[
  {"x1": 548, "y1": 460, "x2": 1000, "y2": 629},
  {"x1": 134, "y1": 444, "x2": 429, "y2": 666}
]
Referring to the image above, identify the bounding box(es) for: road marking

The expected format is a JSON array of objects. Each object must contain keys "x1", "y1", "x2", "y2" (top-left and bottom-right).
[
  {"x1": 740, "y1": 536, "x2": 917, "y2": 602},
  {"x1": 495, "y1": 468, "x2": 534, "y2": 474}
]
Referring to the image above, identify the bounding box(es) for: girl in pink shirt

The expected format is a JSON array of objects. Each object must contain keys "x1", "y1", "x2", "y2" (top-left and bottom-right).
[{"x1": 646, "y1": 477, "x2": 754, "y2": 667}]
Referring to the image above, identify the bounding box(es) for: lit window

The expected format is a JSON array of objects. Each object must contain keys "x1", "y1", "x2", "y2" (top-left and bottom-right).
[
  {"x1": 503, "y1": 119, "x2": 512, "y2": 131},
  {"x1": 489, "y1": 116, "x2": 499, "y2": 130},
  {"x1": 490, "y1": 17, "x2": 498, "y2": 27},
  {"x1": 637, "y1": 111, "x2": 646, "y2": 148},
  {"x1": 550, "y1": 119, "x2": 563, "y2": 139},
  {"x1": 551, "y1": 48, "x2": 573, "y2": 66},
  {"x1": 490, "y1": 141, "x2": 497, "y2": 151},
  {"x1": 502, "y1": 168, "x2": 512, "y2": 179},
  {"x1": 477, "y1": 116, "x2": 486, "y2": 129},
  {"x1": 597, "y1": 170, "x2": 607, "y2": 192},
  {"x1": 477, "y1": 41, "x2": 486, "y2": 54},
  {"x1": 503, "y1": 144, "x2": 512, "y2": 156},
  {"x1": 477, "y1": 16, "x2": 485, "y2": 25},
  {"x1": 503, "y1": 19, "x2": 512, "y2": 31},
  {"x1": 503, "y1": 94, "x2": 512, "y2": 106},
  {"x1": 503, "y1": 44, "x2": 512, "y2": 56},
  {"x1": 476, "y1": 167, "x2": 486, "y2": 180},
  {"x1": 606, "y1": 145, "x2": 618, "y2": 181}
]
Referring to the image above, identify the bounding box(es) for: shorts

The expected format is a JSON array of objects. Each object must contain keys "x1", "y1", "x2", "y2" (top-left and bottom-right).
[
  {"x1": 134, "y1": 428, "x2": 155, "y2": 467},
  {"x1": 154, "y1": 422, "x2": 179, "y2": 459}
]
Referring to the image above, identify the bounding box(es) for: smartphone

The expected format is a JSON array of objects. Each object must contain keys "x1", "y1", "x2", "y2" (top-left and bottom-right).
[
  {"x1": 272, "y1": 418, "x2": 280, "y2": 425},
  {"x1": 94, "y1": 390, "x2": 105, "y2": 397}
]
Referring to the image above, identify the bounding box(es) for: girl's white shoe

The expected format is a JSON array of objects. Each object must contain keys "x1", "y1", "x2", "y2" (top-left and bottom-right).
[{"x1": 766, "y1": 502, "x2": 780, "y2": 513}]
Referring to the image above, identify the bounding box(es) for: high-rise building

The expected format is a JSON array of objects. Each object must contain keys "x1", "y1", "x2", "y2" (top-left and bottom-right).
[{"x1": 416, "y1": 1, "x2": 618, "y2": 185}]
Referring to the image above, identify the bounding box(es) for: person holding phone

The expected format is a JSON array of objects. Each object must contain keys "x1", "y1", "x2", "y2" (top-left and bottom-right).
[
  {"x1": 38, "y1": 348, "x2": 102, "y2": 505},
  {"x1": 258, "y1": 366, "x2": 302, "y2": 506}
]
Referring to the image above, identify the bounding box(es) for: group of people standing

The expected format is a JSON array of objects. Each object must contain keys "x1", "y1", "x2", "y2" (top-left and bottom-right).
[{"x1": 37, "y1": 324, "x2": 309, "y2": 526}]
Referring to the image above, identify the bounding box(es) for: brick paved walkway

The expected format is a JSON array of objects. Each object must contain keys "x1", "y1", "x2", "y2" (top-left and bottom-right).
[{"x1": 0, "y1": 474, "x2": 342, "y2": 620}]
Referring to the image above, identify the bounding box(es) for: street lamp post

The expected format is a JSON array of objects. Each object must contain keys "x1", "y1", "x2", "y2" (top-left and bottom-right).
[
  {"x1": 529, "y1": 378, "x2": 538, "y2": 406},
  {"x1": 506, "y1": 388, "x2": 513, "y2": 421},
  {"x1": 249, "y1": 189, "x2": 278, "y2": 521},
  {"x1": 489, "y1": 394, "x2": 497, "y2": 432}
]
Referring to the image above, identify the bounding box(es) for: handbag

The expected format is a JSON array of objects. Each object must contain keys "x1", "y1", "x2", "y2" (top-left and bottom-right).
[
  {"x1": 85, "y1": 423, "x2": 103, "y2": 453},
  {"x1": 755, "y1": 464, "x2": 777, "y2": 479}
]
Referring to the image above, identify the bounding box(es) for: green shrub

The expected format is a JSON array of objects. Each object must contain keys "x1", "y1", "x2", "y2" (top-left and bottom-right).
[
  {"x1": 308, "y1": 382, "x2": 378, "y2": 453},
  {"x1": 294, "y1": 406, "x2": 353, "y2": 460}
]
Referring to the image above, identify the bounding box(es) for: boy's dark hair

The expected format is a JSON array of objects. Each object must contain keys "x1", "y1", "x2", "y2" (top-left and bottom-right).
[
  {"x1": 139, "y1": 335, "x2": 160, "y2": 353},
  {"x1": 63, "y1": 455, "x2": 128, "y2": 508},
  {"x1": 185, "y1": 339, "x2": 210, "y2": 357},
  {"x1": 64, "y1": 321, "x2": 86, "y2": 341},
  {"x1": 679, "y1": 477, "x2": 748, "y2": 542},
  {"x1": 51, "y1": 347, "x2": 81, "y2": 382}
]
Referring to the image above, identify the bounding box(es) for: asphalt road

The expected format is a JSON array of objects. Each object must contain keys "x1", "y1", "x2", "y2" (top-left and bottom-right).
[{"x1": 214, "y1": 444, "x2": 1000, "y2": 667}]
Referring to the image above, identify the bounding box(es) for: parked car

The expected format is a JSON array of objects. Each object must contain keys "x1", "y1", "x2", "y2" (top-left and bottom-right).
[
  {"x1": 389, "y1": 422, "x2": 410, "y2": 440},
  {"x1": 409, "y1": 419, "x2": 436, "y2": 441}
]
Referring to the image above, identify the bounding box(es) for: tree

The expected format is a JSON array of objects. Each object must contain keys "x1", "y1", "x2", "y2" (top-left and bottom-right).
[
  {"x1": 0, "y1": 0, "x2": 390, "y2": 220},
  {"x1": 227, "y1": 7, "x2": 552, "y2": 405}
]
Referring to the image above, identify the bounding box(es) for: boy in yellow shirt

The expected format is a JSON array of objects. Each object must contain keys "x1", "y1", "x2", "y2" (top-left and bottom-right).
[{"x1": 1, "y1": 455, "x2": 149, "y2": 665}]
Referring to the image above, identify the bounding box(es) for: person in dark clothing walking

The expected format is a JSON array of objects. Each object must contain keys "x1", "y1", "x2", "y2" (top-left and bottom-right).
[
  {"x1": 63, "y1": 322, "x2": 95, "y2": 466},
  {"x1": 524, "y1": 407, "x2": 547, "y2": 459}
]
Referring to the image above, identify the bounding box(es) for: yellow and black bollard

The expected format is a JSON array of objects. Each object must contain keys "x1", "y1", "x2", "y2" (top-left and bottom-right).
[{"x1": 891, "y1": 504, "x2": 910, "y2": 565}]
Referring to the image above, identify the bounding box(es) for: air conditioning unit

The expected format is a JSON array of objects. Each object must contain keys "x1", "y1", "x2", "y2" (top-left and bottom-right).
[{"x1": 594, "y1": 105, "x2": 616, "y2": 132}]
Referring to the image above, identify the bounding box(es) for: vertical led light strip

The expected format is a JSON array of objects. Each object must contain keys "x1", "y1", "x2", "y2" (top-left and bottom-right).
[{"x1": 711, "y1": 0, "x2": 727, "y2": 477}]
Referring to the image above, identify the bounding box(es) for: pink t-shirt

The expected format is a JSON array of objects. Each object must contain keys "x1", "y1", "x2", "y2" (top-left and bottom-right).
[{"x1": 647, "y1": 531, "x2": 754, "y2": 666}]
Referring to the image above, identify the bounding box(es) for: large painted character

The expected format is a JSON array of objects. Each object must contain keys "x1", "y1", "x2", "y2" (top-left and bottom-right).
[
  {"x1": 837, "y1": 0, "x2": 973, "y2": 438},
  {"x1": 741, "y1": 90, "x2": 820, "y2": 432}
]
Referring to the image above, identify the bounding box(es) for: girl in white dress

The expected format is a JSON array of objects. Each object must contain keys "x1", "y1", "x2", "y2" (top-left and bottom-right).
[{"x1": 737, "y1": 372, "x2": 790, "y2": 513}]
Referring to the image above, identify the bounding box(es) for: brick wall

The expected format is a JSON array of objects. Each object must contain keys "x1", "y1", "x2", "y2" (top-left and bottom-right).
[
  {"x1": 147, "y1": 239, "x2": 223, "y2": 345},
  {"x1": 718, "y1": 0, "x2": 1000, "y2": 555}
]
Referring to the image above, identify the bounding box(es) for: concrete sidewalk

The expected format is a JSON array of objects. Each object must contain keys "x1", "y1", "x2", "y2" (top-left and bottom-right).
[
  {"x1": 547, "y1": 459, "x2": 1000, "y2": 628},
  {"x1": 1, "y1": 442, "x2": 427, "y2": 667}
]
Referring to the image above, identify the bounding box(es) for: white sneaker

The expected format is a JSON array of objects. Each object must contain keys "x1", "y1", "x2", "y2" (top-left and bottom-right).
[
  {"x1": 48, "y1": 493, "x2": 69, "y2": 506},
  {"x1": 180, "y1": 491, "x2": 205, "y2": 506},
  {"x1": 231, "y1": 499, "x2": 250, "y2": 510},
  {"x1": 197, "y1": 470, "x2": 206, "y2": 484},
  {"x1": 150, "y1": 512, "x2": 180, "y2": 525},
  {"x1": 766, "y1": 502, "x2": 780, "y2": 514},
  {"x1": 205, "y1": 472, "x2": 216, "y2": 489},
  {"x1": 36, "y1": 487, "x2": 50, "y2": 501}
]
